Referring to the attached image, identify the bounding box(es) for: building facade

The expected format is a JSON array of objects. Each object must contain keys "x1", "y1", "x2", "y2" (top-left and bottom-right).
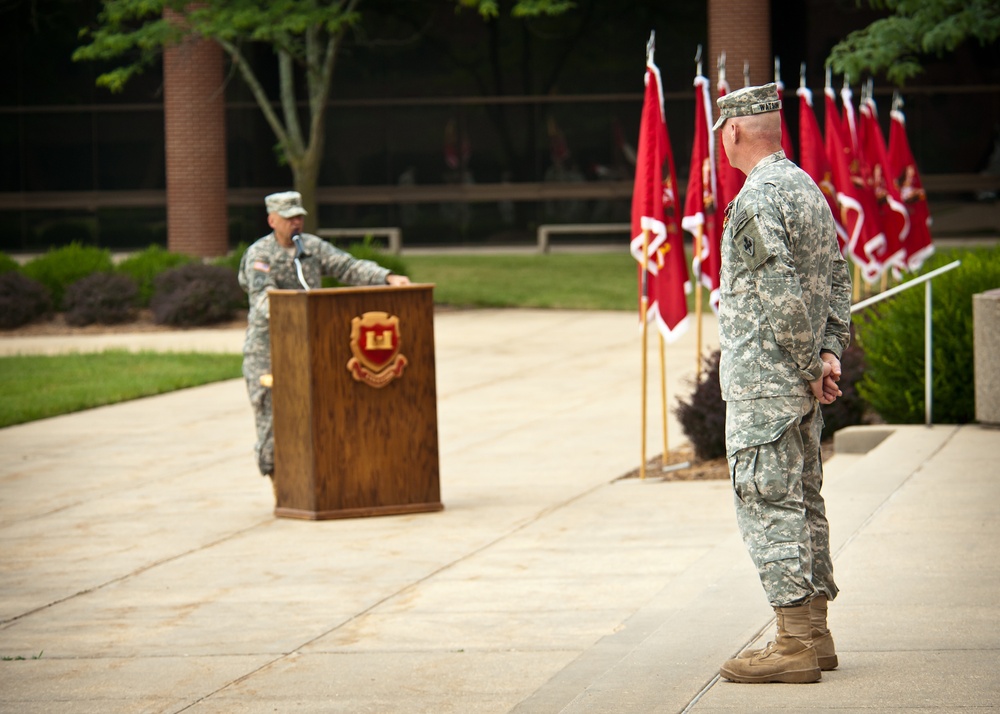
[{"x1": 2, "y1": 0, "x2": 997, "y2": 255}]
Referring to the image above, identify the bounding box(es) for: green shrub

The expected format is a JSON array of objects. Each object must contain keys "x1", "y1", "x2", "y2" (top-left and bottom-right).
[
  {"x1": 63, "y1": 273, "x2": 139, "y2": 326},
  {"x1": 21, "y1": 242, "x2": 114, "y2": 309},
  {"x1": 210, "y1": 242, "x2": 249, "y2": 274},
  {"x1": 116, "y1": 245, "x2": 196, "y2": 307},
  {"x1": 321, "y1": 236, "x2": 409, "y2": 288},
  {"x1": 0, "y1": 253, "x2": 20, "y2": 274},
  {"x1": 151, "y1": 263, "x2": 245, "y2": 327},
  {"x1": 674, "y1": 350, "x2": 727, "y2": 461},
  {"x1": 0, "y1": 272, "x2": 51, "y2": 329},
  {"x1": 855, "y1": 246, "x2": 1000, "y2": 424}
]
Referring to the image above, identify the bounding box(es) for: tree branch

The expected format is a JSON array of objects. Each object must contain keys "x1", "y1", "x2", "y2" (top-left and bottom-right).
[
  {"x1": 279, "y1": 48, "x2": 305, "y2": 156},
  {"x1": 217, "y1": 37, "x2": 291, "y2": 151}
]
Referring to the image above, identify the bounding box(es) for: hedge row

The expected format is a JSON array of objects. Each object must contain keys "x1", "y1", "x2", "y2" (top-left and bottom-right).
[{"x1": 1, "y1": 239, "x2": 407, "y2": 329}]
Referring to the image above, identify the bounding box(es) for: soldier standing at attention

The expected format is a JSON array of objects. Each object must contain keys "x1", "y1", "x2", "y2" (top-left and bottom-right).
[
  {"x1": 712, "y1": 85, "x2": 852, "y2": 684},
  {"x1": 238, "y1": 191, "x2": 410, "y2": 481}
]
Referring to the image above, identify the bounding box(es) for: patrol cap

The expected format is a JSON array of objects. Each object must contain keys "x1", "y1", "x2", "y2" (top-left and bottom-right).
[
  {"x1": 264, "y1": 191, "x2": 307, "y2": 218},
  {"x1": 713, "y1": 83, "x2": 782, "y2": 131}
]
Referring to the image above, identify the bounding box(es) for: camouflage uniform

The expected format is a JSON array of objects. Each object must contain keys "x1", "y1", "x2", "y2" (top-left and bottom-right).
[
  {"x1": 719, "y1": 151, "x2": 852, "y2": 607},
  {"x1": 238, "y1": 232, "x2": 391, "y2": 476}
]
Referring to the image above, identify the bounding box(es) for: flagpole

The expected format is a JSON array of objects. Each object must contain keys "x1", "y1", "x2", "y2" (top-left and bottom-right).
[
  {"x1": 660, "y1": 333, "x2": 668, "y2": 465},
  {"x1": 692, "y1": 46, "x2": 708, "y2": 384},
  {"x1": 694, "y1": 226, "x2": 704, "y2": 381},
  {"x1": 658, "y1": 35, "x2": 677, "y2": 467},
  {"x1": 640, "y1": 227, "x2": 650, "y2": 480}
]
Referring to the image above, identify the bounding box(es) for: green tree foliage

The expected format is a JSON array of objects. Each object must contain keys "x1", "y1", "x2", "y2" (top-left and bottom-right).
[
  {"x1": 854, "y1": 246, "x2": 1000, "y2": 424},
  {"x1": 73, "y1": 0, "x2": 573, "y2": 232},
  {"x1": 74, "y1": 0, "x2": 364, "y2": 231},
  {"x1": 828, "y1": 0, "x2": 1000, "y2": 85},
  {"x1": 458, "y1": 0, "x2": 576, "y2": 19}
]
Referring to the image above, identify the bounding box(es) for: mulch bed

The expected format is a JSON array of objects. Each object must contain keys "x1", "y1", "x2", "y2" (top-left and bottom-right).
[{"x1": 617, "y1": 447, "x2": 730, "y2": 482}]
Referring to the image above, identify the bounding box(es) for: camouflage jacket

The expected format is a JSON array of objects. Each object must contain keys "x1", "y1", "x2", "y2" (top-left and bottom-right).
[
  {"x1": 237, "y1": 232, "x2": 392, "y2": 356},
  {"x1": 718, "y1": 151, "x2": 852, "y2": 403}
]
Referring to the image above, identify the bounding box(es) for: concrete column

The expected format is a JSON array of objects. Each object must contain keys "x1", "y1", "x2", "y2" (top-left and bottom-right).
[
  {"x1": 708, "y1": 0, "x2": 772, "y2": 91},
  {"x1": 974, "y1": 289, "x2": 1000, "y2": 425},
  {"x1": 163, "y1": 10, "x2": 228, "y2": 258}
]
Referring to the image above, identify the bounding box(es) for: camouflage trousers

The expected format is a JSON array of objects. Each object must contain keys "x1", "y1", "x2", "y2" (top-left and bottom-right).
[
  {"x1": 242, "y1": 352, "x2": 274, "y2": 477},
  {"x1": 727, "y1": 398, "x2": 838, "y2": 607}
]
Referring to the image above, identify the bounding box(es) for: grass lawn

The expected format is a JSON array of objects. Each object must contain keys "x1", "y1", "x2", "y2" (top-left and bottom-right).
[
  {"x1": 403, "y1": 250, "x2": 711, "y2": 311},
  {"x1": 0, "y1": 350, "x2": 243, "y2": 428}
]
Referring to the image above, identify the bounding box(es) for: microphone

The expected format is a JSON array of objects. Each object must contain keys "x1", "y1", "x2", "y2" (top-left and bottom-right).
[
  {"x1": 291, "y1": 232, "x2": 309, "y2": 290},
  {"x1": 292, "y1": 232, "x2": 306, "y2": 260}
]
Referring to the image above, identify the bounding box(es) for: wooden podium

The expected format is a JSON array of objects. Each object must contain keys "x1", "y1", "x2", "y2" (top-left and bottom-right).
[{"x1": 268, "y1": 284, "x2": 442, "y2": 520}]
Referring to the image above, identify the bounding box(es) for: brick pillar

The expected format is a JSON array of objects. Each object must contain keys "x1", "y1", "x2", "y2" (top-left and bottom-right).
[
  {"x1": 163, "y1": 13, "x2": 228, "y2": 258},
  {"x1": 708, "y1": 0, "x2": 772, "y2": 91}
]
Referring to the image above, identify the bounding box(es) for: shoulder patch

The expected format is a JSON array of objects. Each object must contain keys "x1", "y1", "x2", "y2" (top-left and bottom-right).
[
  {"x1": 252, "y1": 260, "x2": 271, "y2": 273},
  {"x1": 732, "y1": 212, "x2": 771, "y2": 272}
]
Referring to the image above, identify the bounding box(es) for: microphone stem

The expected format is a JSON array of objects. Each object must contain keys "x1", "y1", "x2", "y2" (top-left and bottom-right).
[
  {"x1": 293, "y1": 257, "x2": 309, "y2": 291},
  {"x1": 292, "y1": 233, "x2": 309, "y2": 290}
]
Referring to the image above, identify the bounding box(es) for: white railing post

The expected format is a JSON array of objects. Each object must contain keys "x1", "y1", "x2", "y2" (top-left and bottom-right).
[
  {"x1": 925, "y1": 280, "x2": 933, "y2": 426},
  {"x1": 850, "y1": 259, "x2": 961, "y2": 427}
]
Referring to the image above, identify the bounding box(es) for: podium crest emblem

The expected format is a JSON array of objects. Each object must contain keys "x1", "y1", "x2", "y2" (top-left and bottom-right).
[{"x1": 347, "y1": 311, "x2": 408, "y2": 388}]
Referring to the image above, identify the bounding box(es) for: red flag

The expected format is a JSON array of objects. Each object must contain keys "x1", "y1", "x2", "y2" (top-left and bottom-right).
[
  {"x1": 860, "y1": 94, "x2": 909, "y2": 275},
  {"x1": 888, "y1": 100, "x2": 935, "y2": 272},
  {"x1": 841, "y1": 84, "x2": 887, "y2": 280},
  {"x1": 630, "y1": 58, "x2": 689, "y2": 341},
  {"x1": 776, "y1": 80, "x2": 796, "y2": 162},
  {"x1": 826, "y1": 86, "x2": 883, "y2": 282},
  {"x1": 716, "y1": 74, "x2": 745, "y2": 225},
  {"x1": 798, "y1": 85, "x2": 848, "y2": 254},
  {"x1": 681, "y1": 74, "x2": 722, "y2": 312}
]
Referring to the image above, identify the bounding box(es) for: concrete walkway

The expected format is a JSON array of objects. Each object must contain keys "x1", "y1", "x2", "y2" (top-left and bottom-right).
[{"x1": 1, "y1": 309, "x2": 998, "y2": 713}]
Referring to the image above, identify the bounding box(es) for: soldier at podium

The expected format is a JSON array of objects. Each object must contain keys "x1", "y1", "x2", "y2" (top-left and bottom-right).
[{"x1": 238, "y1": 190, "x2": 411, "y2": 481}]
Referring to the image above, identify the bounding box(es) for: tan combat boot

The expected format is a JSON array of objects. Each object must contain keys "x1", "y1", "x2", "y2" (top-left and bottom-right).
[
  {"x1": 720, "y1": 603, "x2": 821, "y2": 683},
  {"x1": 738, "y1": 595, "x2": 839, "y2": 671},
  {"x1": 810, "y1": 595, "x2": 838, "y2": 671}
]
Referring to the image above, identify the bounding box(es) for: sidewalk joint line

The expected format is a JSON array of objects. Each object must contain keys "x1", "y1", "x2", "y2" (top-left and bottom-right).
[
  {"x1": 175, "y1": 478, "x2": 617, "y2": 711},
  {"x1": 0, "y1": 518, "x2": 273, "y2": 628}
]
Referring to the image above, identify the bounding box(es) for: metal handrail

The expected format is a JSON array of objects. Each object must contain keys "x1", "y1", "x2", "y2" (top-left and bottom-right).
[{"x1": 850, "y1": 260, "x2": 962, "y2": 426}]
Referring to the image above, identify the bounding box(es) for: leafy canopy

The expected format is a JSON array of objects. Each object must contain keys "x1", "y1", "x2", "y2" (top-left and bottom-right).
[
  {"x1": 457, "y1": 0, "x2": 575, "y2": 19},
  {"x1": 73, "y1": 0, "x2": 363, "y2": 93},
  {"x1": 74, "y1": 0, "x2": 576, "y2": 93},
  {"x1": 827, "y1": 0, "x2": 1000, "y2": 85}
]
